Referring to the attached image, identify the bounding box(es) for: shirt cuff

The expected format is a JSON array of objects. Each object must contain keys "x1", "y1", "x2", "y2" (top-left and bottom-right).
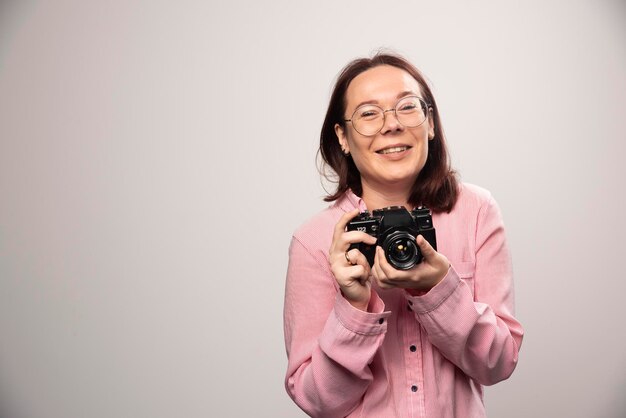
[
  {"x1": 334, "y1": 291, "x2": 391, "y2": 335},
  {"x1": 406, "y1": 266, "x2": 462, "y2": 314}
]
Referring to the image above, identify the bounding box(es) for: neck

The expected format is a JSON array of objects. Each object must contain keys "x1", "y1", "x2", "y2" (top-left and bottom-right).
[{"x1": 360, "y1": 178, "x2": 414, "y2": 211}]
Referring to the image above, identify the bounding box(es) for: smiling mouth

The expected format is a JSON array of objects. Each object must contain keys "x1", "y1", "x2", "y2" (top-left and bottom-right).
[{"x1": 376, "y1": 146, "x2": 411, "y2": 155}]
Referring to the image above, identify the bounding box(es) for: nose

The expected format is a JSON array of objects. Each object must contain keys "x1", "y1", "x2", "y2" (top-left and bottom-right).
[{"x1": 380, "y1": 108, "x2": 404, "y2": 134}]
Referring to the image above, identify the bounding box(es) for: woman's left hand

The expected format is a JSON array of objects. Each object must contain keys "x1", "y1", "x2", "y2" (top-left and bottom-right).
[{"x1": 372, "y1": 235, "x2": 451, "y2": 292}]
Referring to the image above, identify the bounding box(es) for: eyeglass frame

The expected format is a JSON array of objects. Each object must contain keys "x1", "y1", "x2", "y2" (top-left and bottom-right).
[{"x1": 343, "y1": 95, "x2": 432, "y2": 137}]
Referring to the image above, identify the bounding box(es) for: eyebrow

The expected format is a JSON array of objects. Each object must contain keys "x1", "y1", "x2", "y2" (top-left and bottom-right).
[{"x1": 352, "y1": 91, "x2": 421, "y2": 110}]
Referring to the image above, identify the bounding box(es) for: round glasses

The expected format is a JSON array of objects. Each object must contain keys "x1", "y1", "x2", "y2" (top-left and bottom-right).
[{"x1": 344, "y1": 96, "x2": 431, "y2": 137}]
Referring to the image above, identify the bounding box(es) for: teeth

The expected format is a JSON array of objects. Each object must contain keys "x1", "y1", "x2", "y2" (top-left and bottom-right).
[{"x1": 379, "y1": 146, "x2": 409, "y2": 154}]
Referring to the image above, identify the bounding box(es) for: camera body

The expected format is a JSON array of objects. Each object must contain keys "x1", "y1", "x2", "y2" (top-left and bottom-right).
[{"x1": 346, "y1": 206, "x2": 437, "y2": 270}]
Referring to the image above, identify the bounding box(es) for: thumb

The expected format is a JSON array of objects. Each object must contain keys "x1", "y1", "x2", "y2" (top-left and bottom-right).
[{"x1": 416, "y1": 235, "x2": 436, "y2": 259}]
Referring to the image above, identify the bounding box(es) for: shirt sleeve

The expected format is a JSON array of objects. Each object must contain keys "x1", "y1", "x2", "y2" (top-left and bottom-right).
[
  {"x1": 406, "y1": 194, "x2": 524, "y2": 386},
  {"x1": 283, "y1": 236, "x2": 390, "y2": 418}
]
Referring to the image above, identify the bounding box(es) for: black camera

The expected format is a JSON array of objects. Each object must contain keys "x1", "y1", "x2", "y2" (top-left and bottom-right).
[{"x1": 346, "y1": 206, "x2": 437, "y2": 270}]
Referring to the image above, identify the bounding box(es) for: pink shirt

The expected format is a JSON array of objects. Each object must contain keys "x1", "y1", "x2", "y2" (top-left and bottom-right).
[{"x1": 283, "y1": 183, "x2": 524, "y2": 417}]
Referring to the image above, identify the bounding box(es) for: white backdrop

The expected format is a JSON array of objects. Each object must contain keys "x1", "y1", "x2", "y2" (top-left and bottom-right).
[{"x1": 1, "y1": 1, "x2": 625, "y2": 417}]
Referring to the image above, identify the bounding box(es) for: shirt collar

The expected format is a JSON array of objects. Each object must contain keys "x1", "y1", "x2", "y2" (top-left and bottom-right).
[{"x1": 337, "y1": 189, "x2": 368, "y2": 213}]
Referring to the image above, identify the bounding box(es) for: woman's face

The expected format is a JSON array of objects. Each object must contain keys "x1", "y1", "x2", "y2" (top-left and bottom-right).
[{"x1": 335, "y1": 65, "x2": 434, "y2": 193}]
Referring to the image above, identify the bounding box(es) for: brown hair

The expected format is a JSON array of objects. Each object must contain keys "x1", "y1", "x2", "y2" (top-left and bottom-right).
[{"x1": 318, "y1": 52, "x2": 459, "y2": 213}]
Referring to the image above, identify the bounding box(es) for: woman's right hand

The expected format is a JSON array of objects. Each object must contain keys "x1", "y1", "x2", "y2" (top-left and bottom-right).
[{"x1": 329, "y1": 209, "x2": 378, "y2": 311}]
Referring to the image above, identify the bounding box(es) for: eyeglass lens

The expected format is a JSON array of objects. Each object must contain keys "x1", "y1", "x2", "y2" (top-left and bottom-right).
[{"x1": 351, "y1": 97, "x2": 427, "y2": 136}]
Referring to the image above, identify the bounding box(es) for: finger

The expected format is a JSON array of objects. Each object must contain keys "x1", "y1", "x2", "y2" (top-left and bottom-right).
[
  {"x1": 353, "y1": 253, "x2": 373, "y2": 286},
  {"x1": 342, "y1": 248, "x2": 371, "y2": 275},
  {"x1": 333, "y1": 209, "x2": 361, "y2": 241},
  {"x1": 347, "y1": 248, "x2": 370, "y2": 269},
  {"x1": 375, "y1": 275, "x2": 395, "y2": 289},
  {"x1": 348, "y1": 263, "x2": 367, "y2": 279},
  {"x1": 344, "y1": 248, "x2": 363, "y2": 266},
  {"x1": 376, "y1": 245, "x2": 400, "y2": 278},
  {"x1": 416, "y1": 235, "x2": 436, "y2": 260},
  {"x1": 342, "y1": 230, "x2": 377, "y2": 246},
  {"x1": 377, "y1": 246, "x2": 418, "y2": 287},
  {"x1": 370, "y1": 248, "x2": 382, "y2": 281},
  {"x1": 372, "y1": 248, "x2": 394, "y2": 289},
  {"x1": 344, "y1": 248, "x2": 355, "y2": 265}
]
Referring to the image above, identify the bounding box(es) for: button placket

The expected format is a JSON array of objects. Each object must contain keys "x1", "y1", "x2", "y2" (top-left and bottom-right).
[{"x1": 403, "y1": 296, "x2": 422, "y2": 409}]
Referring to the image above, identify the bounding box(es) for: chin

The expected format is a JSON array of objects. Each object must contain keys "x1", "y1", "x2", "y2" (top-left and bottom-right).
[
  {"x1": 384, "y1": 165, "x2": 422, "y2": 182},
  {"x1": 382, "y1": 171, "x2": 420, "y2": 185}
]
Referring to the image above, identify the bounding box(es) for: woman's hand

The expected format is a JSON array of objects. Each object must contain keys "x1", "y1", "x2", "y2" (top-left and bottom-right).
[
  {"x1": 372, "y1": 235, "x2": 450, "y2": 292},
  {"x1": 329, "y1": 209, "x2": 378, "y2": 311}
]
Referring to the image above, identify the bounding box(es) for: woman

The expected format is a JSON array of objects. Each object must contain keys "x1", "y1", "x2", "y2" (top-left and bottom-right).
[{"x1": 283, "y1": 52, "x2": 523, "y2": 418}]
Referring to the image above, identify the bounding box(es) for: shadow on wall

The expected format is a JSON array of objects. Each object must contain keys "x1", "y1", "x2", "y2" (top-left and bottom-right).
[
  {"x1": 0, "y1": 0, "x2": 36, "y2": 64},
  {"x1": 603, "y1": 375, "x2": 626, "y2": 418}
]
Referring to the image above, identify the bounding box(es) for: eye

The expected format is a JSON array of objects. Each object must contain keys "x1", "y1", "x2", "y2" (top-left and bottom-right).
[
  {"x1": 397, "y1": 99, "x2": 420, "y2": 113},
  {"x1": 356, "y1": 107, "x2": 382, "y2": 120},
  {"x1": 398, "y1": 103, "x2": 417, "y2": 112}
]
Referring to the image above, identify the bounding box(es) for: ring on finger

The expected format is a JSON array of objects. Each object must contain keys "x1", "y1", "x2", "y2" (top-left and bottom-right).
[{"x1": 345, "y1": 250, "x2": 356, "y2": 265}]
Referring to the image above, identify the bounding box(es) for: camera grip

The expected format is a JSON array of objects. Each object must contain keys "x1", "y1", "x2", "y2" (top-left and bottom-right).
[{"x1": 349, "y1": 241, "x2": 376, "y2": 267}]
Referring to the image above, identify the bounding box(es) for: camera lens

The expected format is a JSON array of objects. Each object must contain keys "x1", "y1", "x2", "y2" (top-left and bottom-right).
[
  {"x1": 389, "y1": 240, "x2": 414, "y2": 262},
  {"x1": 382, "y1": 231, "x2": 422, "y2": 270}
]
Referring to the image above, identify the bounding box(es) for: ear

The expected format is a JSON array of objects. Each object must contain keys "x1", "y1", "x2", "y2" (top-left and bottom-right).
[
  {"x1": 335, "y1": 123, "x2": 350, "y2": 154},
  {"x1": 427, "y1": 110, "x2": 435, "y2": 140}
]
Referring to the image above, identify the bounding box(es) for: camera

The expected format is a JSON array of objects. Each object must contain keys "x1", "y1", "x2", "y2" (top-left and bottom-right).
[{"x1": 346, "y1": 206, "x2": 437, "y2": 270}]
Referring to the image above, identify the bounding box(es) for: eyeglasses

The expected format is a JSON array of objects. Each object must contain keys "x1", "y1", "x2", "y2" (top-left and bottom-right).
[{"x1": 344, "y1": 96, "x2": 431, "y2": 137}]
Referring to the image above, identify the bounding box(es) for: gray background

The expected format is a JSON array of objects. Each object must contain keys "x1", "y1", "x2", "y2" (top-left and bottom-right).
[{"x1": 1, "y1": 0, "x2": 625, "y2": 417}]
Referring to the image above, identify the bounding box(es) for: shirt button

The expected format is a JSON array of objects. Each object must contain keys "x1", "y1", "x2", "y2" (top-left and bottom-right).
[
  {"x1": 411, "y1": 385, "x2": 418, "y2": 392},
  {"x1": 409, "y1": 345, "x2": 416, "y2": 352},
  {"x1": 378, "y1": 318, "x2": 384, "y2": 324}
]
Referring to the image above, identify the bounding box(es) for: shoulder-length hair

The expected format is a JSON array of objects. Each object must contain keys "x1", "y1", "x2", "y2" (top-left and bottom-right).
[{"x1": 318, "y1": 52, "x2": 459, "y2": 213}]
